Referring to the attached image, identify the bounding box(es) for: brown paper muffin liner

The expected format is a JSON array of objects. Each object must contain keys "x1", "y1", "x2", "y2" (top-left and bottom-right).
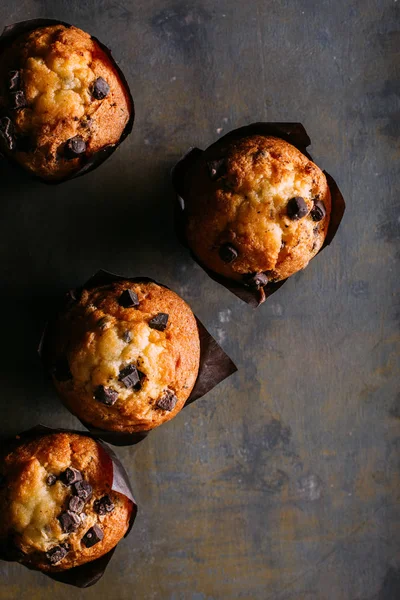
[
  {"x1": 0, "y1": 425, "x2": 137, "y2": 588},
  {"x1": 0, "y1": 19, "x2": 134, "y2": 184},
  {"x1": 39, "y1": 271, "x2": 237, "y2": 446},
  {"x1": 172, "y1": 122, "x2": 346, "y2": 307}
]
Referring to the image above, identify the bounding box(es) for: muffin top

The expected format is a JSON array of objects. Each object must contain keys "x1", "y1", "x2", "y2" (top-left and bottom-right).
[
  {"x1": 184, "y1": 135, "x2": 331, "y2": 285},
  {"x1": 0, "y1": 24, "x2": 132, "y2": 180},
  {"x1": 0, "y1": 433, "x2": 133, "y2": 571},
  {"x1": 48, "y1": 281, "x2": 201, "y2": 433}
]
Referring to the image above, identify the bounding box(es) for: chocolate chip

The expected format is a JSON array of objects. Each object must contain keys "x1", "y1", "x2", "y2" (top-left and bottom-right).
[
  {"x1": 10, "y1": 90, "x2": 26, "y2": 109},
  {"x1": 118, "y1": 289, "x2": 139, "y2": 308},
  {"x1": 134, "y1": 369, "x2": 146, "y2": 391},
  {"x1": 119, "y1": 364, "x2": 140, "y2": 388},
  {"x1": 219, "y1": 243, "x2": 238, "y2": 263},
  {"x1": 92, "y1": 77, "x2": 110, "y2": 100},
  {"x1": 46, "y1": 474, "x2": 57, "y2": 486},
  {"x1": 61, "y1": 467, "x2": 83, "y2": 485},
  {"x1": 58, "y1": 510, "x2": 80, "y2": 533},
  {"x1": 287, "y1": 196, "x2": 308, "y2": 220},
  {"x1": 311, "y1": 200, "x2": 326, "y2": 222},
  {"x1": 9, "y1": 70, "x2": 20, "y2": 91},
  {"x1": 72, "y1": 480, "x2": 93, "y2": 502},
  {"x1": 82, "y1": 524, "x2": 104, "y2": 548},
  {"x1": 149, "y1": 313, "x2": 169, "y2": 332},
  {"x1": 53, "y1": 357, "x2": 72, "y2": 382},
  {"x1": 94, "y1": 385, "x2": 118, "y2": 406},
  {"x1": 122, "y1": 330, "x2": 132, "y2": 343},
  {"x1": 207, "y1": 158, "x2": 226, "y2": 180},
  {"x1": 69, "y1": 495, "x2": 85, "y2": 514},
  {"x1": 157, "y1": 390, "x2": 178, "y2": 411},
  {"x1": 0, "y1": 117, "x2": 15, "y2": 151},
  {"x1": 46, "y1": 544, "x2": 69, "y2": 565},
  {"x1": 94, "y1": 495, "x2": 115, "y2": 515},
  {"x1": 243, "y1": 272, "x2": 269, "y2": 289},
  {"x1": 64, "y1": 136, "x2": 86, "y2": 159}
]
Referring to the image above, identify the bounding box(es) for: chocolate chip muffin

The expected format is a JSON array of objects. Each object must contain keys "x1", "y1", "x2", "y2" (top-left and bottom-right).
[
  {"x1": 0, "y1": 23, "x2": 132, "y2": 181},
  {"x1": 183, "y1": 134, "x2": 331, "y2": 289},
  {"x1": 46, "y1": 281, "x2": 201, "y2": 433},
  {"x1": 0, "y1": 433, "x2": 133, "y2": 572}
]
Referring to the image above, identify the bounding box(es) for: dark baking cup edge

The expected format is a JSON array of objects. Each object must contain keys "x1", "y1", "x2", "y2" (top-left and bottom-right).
[
  {"x1": 0, "y1": 18, "x2": 134, "y2": 184},
  {"x1": 172, "y1": 122, "x2": 346, "y2": 307}
]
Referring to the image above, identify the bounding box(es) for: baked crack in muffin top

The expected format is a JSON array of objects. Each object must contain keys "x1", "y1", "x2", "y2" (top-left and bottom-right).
[{"x1": 47, "y1": 281, "x2": 201, "y2": 432}]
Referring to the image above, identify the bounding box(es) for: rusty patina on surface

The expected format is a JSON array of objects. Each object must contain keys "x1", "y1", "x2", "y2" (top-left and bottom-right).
[{"x1": 0, "y1": 1, "x2": 399, "y2": 599}]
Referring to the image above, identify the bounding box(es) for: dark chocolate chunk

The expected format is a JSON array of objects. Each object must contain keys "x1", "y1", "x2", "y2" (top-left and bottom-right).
[
  {"x1": 53, "y1": 357, "x2": 72, "y2": 382},
  {"x1": 64, "y1": 136, "x2": 86, "y2": 159},
  {"x1": 157, "y1": 390, "x2": 178, "y2": 411},
  {"x1": 82, "y1": 524, "x2": 104, "y2": 548},
  {"x1": 118, "y1": 289, "x2": 139, "y2": 308},
  {"x1": 243, "y1": 272, "x2": 269, "y2": 289},
  {"x1": 9, "y1": 70, "x2": 20, "y2": 91},
  {"x1": 94, "y1": 385, "x2": 118, "y2": 406},
  {"x1": 219, "y1": 243, "x2": 238, "y2": 263},
  {"x1": 46, "y1": 474, "x2": 57, "y2": 486},
  {"x1": 287, "y1": 196, "x2": 308, "y2": 220},
  {"x1": 311, "y1": 200, "x2": 326, "y2": 222},
  {"x1": 46, "y1": 544, "x2": 69, "y2": 565},
  {"x1": 119, "y1": 364, "x2": 140, "y2": 388},
  {"x1": 0, "y1": 116, "x2": 15, "y2": 151},
  {"x1": 72, "y1": 480, "x2": 93, "y2": 502},
  {"x1": 207, "y1": 158, "x2": 226, "y2": 180},
  {"x1": 94, "y1": 494, "x2": 115, "y2": 515},
  {"x1": 122, "y1": 330, "x2": 132, "y2": 343},
  {"x1": 68, "y1": 495, "x2": 85, "y2": 514},
  {"x1": 58, "y1": 510, "x2": 80, "y2": 533},
  {"x1": 61, "y1": 467, "x2": 83, "y2": 485},
  {"x1": 10, "y1": 90, "x2": 26, "y2": 109},
  {"x1": 149, "y1": 313, "x2": 169, "y2": 332},
  {"x1": 134, "y1": 369, "x2": 146, "y2": 391},
  {"x1": 92, "y1": 77, "x2": 110, "y2": 100}
]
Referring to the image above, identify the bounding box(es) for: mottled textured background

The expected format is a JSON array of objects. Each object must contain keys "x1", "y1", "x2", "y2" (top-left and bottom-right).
[{"x1": 0, "y1": 0, "x2": 399, "y2": 598}]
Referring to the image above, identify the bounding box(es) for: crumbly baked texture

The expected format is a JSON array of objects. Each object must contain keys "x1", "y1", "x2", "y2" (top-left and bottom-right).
[
  {"x1": 0, "y1": 433, "x2": 133, "y2": 572},
  {"x1": 47, "y1": 281, "x2": 200, "y2": 432},
  {"x1": 184, "y1": 135, "x2": 331, "y2": 284},
  {"x1": 0, "y1": 24, "x2": 131, "y2": 180}
]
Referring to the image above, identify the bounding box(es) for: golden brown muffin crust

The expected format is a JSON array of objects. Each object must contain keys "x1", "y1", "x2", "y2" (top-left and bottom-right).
[
  {"x1": 184, "y1": 135, "x2": 331, "y2": 283},
  {"x1": 48, "y1": 281, "x2": 201, "y2": 432},
  {"x1": 0, "y1": 24, "x2": 131, "y2": 180},
  {"x1": 0, "y1": 433, "x2": 133, "y2": 571}
]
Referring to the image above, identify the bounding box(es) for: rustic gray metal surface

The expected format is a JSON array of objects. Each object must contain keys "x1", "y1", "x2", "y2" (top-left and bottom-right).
[{"x1": 0, "y1": 1, "x2": 399, "y2": 598}]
